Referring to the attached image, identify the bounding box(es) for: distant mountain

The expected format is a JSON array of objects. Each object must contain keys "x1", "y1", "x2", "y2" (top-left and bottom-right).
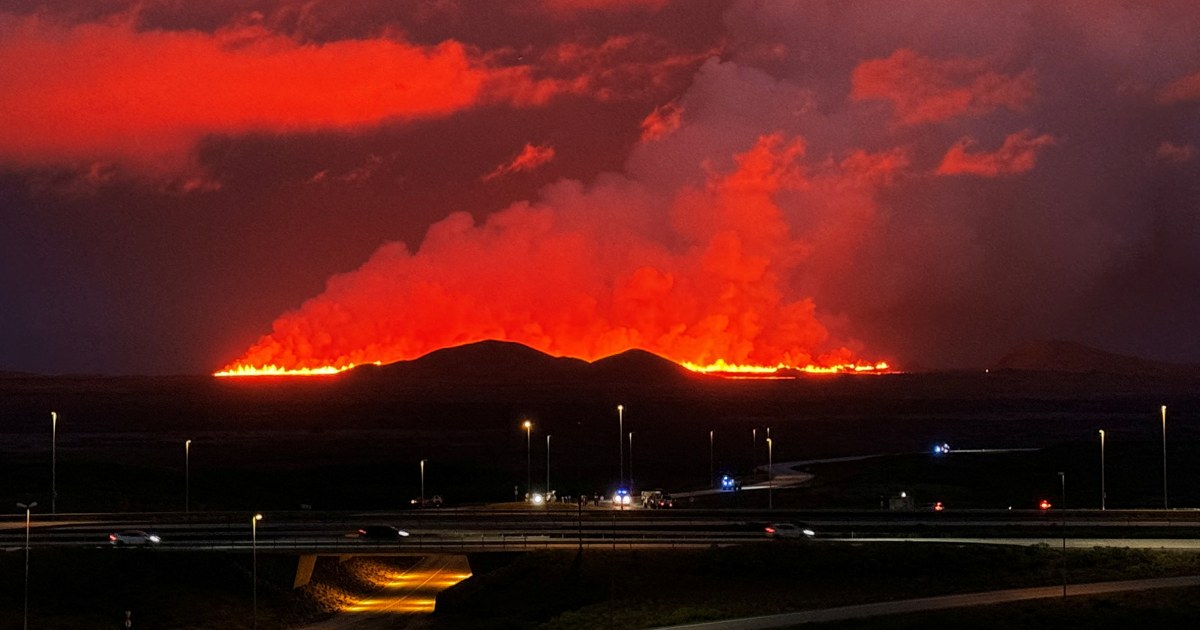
[
  {"x1": 992, "y1": 340, "x2": 1199, "y2": 377},
  {"x1": 347, "y1": 340, "x2": 697, "y2": 386},
  {"x1": 360, "y1": 340, "x2": 590, "y2": 383},
  {"x1": 588, "y1": 348, "x2": 693, "y2": 382}
]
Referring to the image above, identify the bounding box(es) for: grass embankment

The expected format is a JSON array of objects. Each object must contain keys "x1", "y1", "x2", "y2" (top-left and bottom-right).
[
  {"x1": 0, "y1": 549, "x2": 417, "y2": 629},
  {"x1": 430, "y1": 543, "x2": 1200, "y2": 629}
]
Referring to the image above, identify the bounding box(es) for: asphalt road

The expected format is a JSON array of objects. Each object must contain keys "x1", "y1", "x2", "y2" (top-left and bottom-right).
[{"x1": 4, "y1": 507, "x2": 1200, "y2": 553}]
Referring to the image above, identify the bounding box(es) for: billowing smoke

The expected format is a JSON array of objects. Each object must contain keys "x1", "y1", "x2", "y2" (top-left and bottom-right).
[{"x1": 226, "y1": 130, "x2": 878, "y2": 371}]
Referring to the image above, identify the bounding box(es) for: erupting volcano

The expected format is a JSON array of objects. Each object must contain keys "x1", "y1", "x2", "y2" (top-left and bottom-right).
[{"x1": 218, "y1": 133, "x2": 891, "y2": 378}]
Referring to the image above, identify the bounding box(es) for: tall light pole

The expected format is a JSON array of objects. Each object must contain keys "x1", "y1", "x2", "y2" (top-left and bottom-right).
[
  {"x1": 752, "y1": 428, "x2": 757, "y2": 475},
  {"x1": 1058, "y1": 471, "x2": 1066, "y2": 509},
  {"x1": 51, "y1": 411, "x2": 57, "y2": 514},
  {"x1": 18, "y1": 501, "x2": 37, "y2": 630},
  {"x1": 1161, "y1": 405, "x2": 1168, "y2": 510},
  {"x1": 709, "y1": 429, "x2": 715, "y2": 488},
  {"x1": 766, "y1": 437, "x2": 774, "y2": 510},
  {"x1": 617, "y1": 405, "x2": 624, "y2": 489},
  {"x1": 185, "y1": 439, "x2": 192, "y2": 513},
  {"x1": 1099, "y1": 430, "x2": 1106, "y2": 511},
  {"x1": 545, "y1": 435, "x2": 551, "y2": 498},
  {"x1": 252, "y1": 513, "x2": 263, "y2": 630},
  {"x1": 420, "y1": 459, "x2": 427, "y2": 507},
  {"x1": 523, "y1": 420, "x2": 532, "y2": 500}
]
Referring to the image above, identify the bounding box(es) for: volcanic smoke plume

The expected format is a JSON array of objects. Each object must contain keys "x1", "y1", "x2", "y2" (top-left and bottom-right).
[{"x1": 223, "y1": 132, "x2": 878, "y2": 374}]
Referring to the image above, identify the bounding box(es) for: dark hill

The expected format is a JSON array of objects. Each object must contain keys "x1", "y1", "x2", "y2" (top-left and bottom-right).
[
  {"x1": 992, "y1": 340, "x2": 1199, "y2": 377},
  {"x1": 588, "y1": 348, "x2": 694, "y2": 383},
  {"x1": 363, "y1": 340, "x2": 591, "y2": 383}
]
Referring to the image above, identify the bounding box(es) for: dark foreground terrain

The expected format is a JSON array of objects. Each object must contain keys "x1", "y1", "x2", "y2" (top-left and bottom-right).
[
  {"x1": 4, "y1": 544, "x2": 1200, "y2": 629},
  {"x1": 2, "y1": 340, "x2": 1199, "y2": 512}
]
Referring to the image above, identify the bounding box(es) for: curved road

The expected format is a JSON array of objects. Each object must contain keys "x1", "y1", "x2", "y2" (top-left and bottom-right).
[{"x1": 652, "y1": 575, "x2": 1200, "y2": 629}]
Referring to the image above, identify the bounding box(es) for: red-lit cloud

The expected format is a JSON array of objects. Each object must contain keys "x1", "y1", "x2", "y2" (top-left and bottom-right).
[
  {"x1": 542, "y1": 0, "x2": 670, "y2": 15},
  {"x1": 482, "y1": 143, "x2": 556, "y2": 181},
  {"x1": 0, "y1": 14, "x2": 503, "y2": 174},
  {"x1": 1157, "y1": 69, "x2": 1200, "y2": 104},
  {"x1": 1155, "y1": 141, "x2": 1196, "y2": 164},
  {"x1": 935, "y1": 130, "x2": 1056, "y2": 177},
  {"x1": 0, "y1": 13, "x2": 699, "y2": 178},
  {"x1": 851, "y1": 48, "x2": 1035, "y2": 125},
  {"x1": 640, "y1": 101, "x2": 682, "y2": 141}
]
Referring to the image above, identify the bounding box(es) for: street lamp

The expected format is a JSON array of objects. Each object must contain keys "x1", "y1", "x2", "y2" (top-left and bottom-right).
[
  {"x1": 185, "y1": 439, "x2": 192, "y2": 513},
  {"x1": 1098, "y1": 430, "x2": 1106, "y2": 511},
  {"x1": 1161, "y1": 405, "x2": 1168, "y2": 510},
  {"x1": 420, "y1": 459, "x2": 427, "y2": 507},
  {"x1": 1058, "y1": 472, "x2": 1066, "y2": 509},
  {"x1": 766, "y1": 438, "x2": 774, "y2": 510},
  {"x1": 617, "y1": 405, "x2": 624, "y2": 489},
  {"x1": 545, "y1": 435, "x2": 551, "y2": 499},
  {"x1": 752, "y1": 427, "x2": 757, "y2": 476},
  {"x1": 252, "y1": 513, "x2": 263, "y2": 630},
  {"x1": 51, "y1": 411, "x2": 57, "y2": 514},
  {"x1": 523, "y1": 420, "x2": 532, "y2": 500},
  {"x1": 18, "y1": 501, "x2": 37, "y2": 630}
]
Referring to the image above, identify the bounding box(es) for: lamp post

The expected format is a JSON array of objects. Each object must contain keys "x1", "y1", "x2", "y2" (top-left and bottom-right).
[
  {"x1": 752, "y1": 427, "x2": 757, "y2": 475},
  {"x1": 1161, "y1": 405, "x2": 1168, "y2": 510},
  {"x1": 617, "y1": 405, "x2": 624, "y2": 489},
  {"x1": 766, "y1": 438, "x2": 774, "y2": 510},
  {"x1": 185, "y1": 439, "x2": 191, "y2": 513},
  {"x1": 1098, "y1": 430, "x2": 1106, "y2": 510},
  {"x1": 1058, "y1": 472, "x2": 1066, "y2": 509},
  {"x1": 18, "y1": 501, "x2": 36, "y2": 630},
  {"x1": 420, "y1": 459, "x2": 427, "y2": 507},
  {"x1": 546, "y1": 436, "x2": 551, "y2": 499},
  {"x1": 523, "y1": 420, "x2": 532, "y2": 500},
  {"x1": 51, "y1": 411, "x2": 57, "y2": 514},
  {"x1": 252, "y1": 513, "x2": 263, "y2": 629}
]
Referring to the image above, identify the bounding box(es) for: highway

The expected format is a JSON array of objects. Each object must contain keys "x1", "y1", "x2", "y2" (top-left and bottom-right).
[{"x1": 4, "y1": 507, "x2": 1200, "y2": 552}]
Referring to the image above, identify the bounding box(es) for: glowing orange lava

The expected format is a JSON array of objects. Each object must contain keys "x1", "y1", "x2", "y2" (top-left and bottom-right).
[
  {"x1": 215, "y1": 355, "x2": 890, "y2": 378},
  {"x1": 213, "y1": 362, "x2": 380, "y2": 377},
  {"x1": 682, "y1": 359, "x2": 891, "y2": 375}
]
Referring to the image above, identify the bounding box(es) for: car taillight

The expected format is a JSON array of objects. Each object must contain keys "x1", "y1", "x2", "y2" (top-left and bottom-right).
[
  {"x1": 358, "y1": 529, "x2": 367, "y2": 535},
  {"x1": 765, "y1": 527, "x2": 775, "y2": 533}
]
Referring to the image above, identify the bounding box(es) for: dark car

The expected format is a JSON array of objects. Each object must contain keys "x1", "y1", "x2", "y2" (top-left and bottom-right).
[
  {"x1": 109, "y1": 530, "x2": 161, "y2": 546},
  {"x1": 357, "y1": 525, "x2": 410, "y2": 541}
]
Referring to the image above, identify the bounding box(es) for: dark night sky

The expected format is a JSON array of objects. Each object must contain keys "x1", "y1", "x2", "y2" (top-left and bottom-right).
[{"x1": 1, "y1": 0, "x2": 1198, "y2": 375}]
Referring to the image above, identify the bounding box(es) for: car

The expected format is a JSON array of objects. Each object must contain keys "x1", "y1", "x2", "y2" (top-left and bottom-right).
[
  {"x1": 764, "y1": 522, "x2": 815, "y2": 539},
  {"x1": 720, "y1": 475, "x2": 741, "y2": 492},
  {"x1": 410, "y1": 495, "x2": 443, "y2": 508},
  {"x1": 109, "y1": 530, "x2": 161, "y2": 546},
  {"x1": 357, "y1": 525, "x2": 410, "y2": 541}
]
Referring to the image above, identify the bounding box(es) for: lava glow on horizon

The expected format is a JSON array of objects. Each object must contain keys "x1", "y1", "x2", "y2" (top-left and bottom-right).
[
  {"x1": 213, "y1": 352, "x2": 890, "y2": 378},
  {"x1": 213, "y1": 361, "x2": 380, "y2": 377}
]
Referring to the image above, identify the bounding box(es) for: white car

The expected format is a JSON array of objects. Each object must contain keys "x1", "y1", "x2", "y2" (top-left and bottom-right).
[
  {"x1": 764, "y1": 523, "x2": 815, "y2": 539},
  {"x1": 109, "y1": 530, "x2": 161, "y2": 546}
]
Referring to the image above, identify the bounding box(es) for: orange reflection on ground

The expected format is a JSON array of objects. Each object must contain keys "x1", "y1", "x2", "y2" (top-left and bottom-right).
[{"x1": 338, "y1": 556, "x2": 472, "y2": 616}]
